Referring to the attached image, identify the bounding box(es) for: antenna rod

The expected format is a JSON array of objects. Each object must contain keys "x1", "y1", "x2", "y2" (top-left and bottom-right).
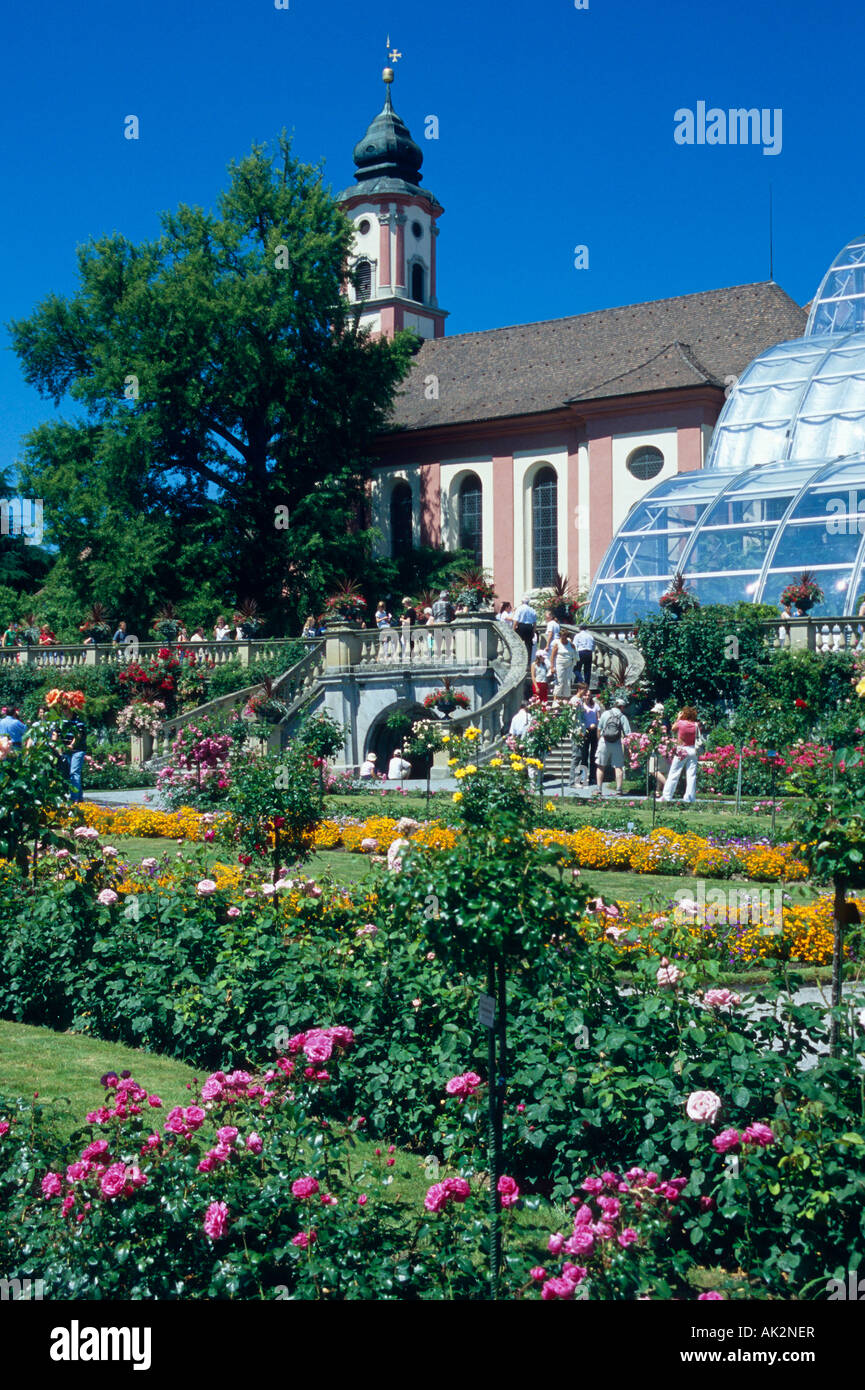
[{"x1": 769, "y1": 183, "x2": 774, "y2": 282}]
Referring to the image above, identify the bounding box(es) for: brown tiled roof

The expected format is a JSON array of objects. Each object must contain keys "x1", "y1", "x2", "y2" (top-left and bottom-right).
[{"x1": 387, "y1": 281, "x2": 807, "y2": 432}]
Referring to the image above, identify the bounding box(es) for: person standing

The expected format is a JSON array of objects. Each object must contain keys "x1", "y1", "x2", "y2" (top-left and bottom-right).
[
  {"x1": 574, "y1": 623, "x2": 595, "y2": 687},
  {"x1": 553, "y1": 632, "x2": 577, "y2": 700},
  {"x1": 513, "y1": 596, "x2": 537, "y2": 664},
  {"x1": 64, "y1": 710, "x2": 88, "y2": 801},
  {"x1": 112, "y1": 621, "x2": 128, "y2": 646},
  {"x1": 432, "y1": 591, "x2": 455, "y2": 623},
  {"x1": 498, "y1": 601, "x2": 515, "y2": 629},
  {"x1": 301, "y1": 616, "x2": 316, "y2": 640},
  {"x1": 400, "y1": 597, "x2": 417, "y2": 658},
  {"x1": 531, "y1": 648, "x2": 550, "y2": 704},
  {"x1": 189, "y1": 626, "x2": 206, "y2": 643},
  {"x1": 570, "y1": 692, "x2": 599, "y2": 787},
  {"x1": 2, "y1": 621, "x2": 21, "y2": 648},
  {"x1": 660, "y1": 705, "x2": 704, "y2": 804},
  {"x1": 595, "y1": 697, "x2": 631, "y2": 797},
  {"x1": 214, "y1": 615, "x2": 232, "y2": 642},
  {"x1": 544, "y1": 608, "x2": 560, "y2": 649},
  {"x1": 0, "y1": 706, "x2": 26, "y2": 753}
]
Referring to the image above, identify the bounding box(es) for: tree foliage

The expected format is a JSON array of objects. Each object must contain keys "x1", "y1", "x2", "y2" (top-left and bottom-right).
[{"x1": 10, "y1": 136, "x2": 415, "y2": 633}]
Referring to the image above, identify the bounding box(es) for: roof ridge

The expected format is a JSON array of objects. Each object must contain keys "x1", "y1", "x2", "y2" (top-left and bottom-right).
[
  {"x1": 566, "y1": 340, "x2": 719, "y2": 399},
  {"x1": 421, "y1": 281, "x2": 793, "y2": 346}
]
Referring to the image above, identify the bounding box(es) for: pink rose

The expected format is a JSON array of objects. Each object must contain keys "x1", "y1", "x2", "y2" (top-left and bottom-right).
[
  {"x1": 686, "y1": 1090, "x2": 722, "y2": 1124},
  {"x1": 81, "y1": 1140, "x2": 109, "y2": 1160},
  {"x1": 203, "y1": 1200, "x2": 230, "y2": 1239},
  {"x1": 302, "y1": 1032, "x2": 334, "y2": 1064},
  {"x1": 618, "y1": 1227, "x2": 639, "y2": 1247},
  {"x1": 291, "y1": 1176, "x2": 320, "y2": 1199},
  {"x1": 217, "y1": 1126, "x2": 238, "y2": 1145},
  {"x1": 497, "y1": 1174, "x2": 520, "y2": 1208},
  {"x1": 562, "y1": 1262, "x2": 587, "y2": 1286},
  {"x1": 100, "y1": 1162, "x2": 128, "y2": 1198},
  {"x1": 742, "y1": 1122, "x2": 775, "y2": 1147},
  {"x1": 96, "y1": 889, "x2": 118, "y2": 906},
  {"x1": 357, "y1": 1194, "x2": 368, "y2": 1207},
  {"x1": 699, "y1": 1291, "x2": 724, "y2": 1300},
  {"x1": 703, "y1": 988, "x2": 742, "y2": 1009},
  {"x1": 0, "y1": 1120, "x2": 9, "y2": 1137},
  {"x1": 565, "y1": 1229, "x2": 594, "y2": 1256},
  {"x1": 200, "y1": 1076, "x2": 224, "y2": 1101},
  {"x1": 541, "y1": 1277, "x2": 575, "y2": 1300},
  {"x1": 41, "y1": 1172, "x2": 63, "y2": 1198},
  {"x1": 581, "y1": 1176, "x2": 604, "y2": 1194},
  {"x1": 65, "y1": 1161, "x2": 91, "y2": 1182},
  {"x1": 246, "y1": 1132, "x2": 263, "y2": 1154},
  {"x1": 227, "y1": 906, "x2": 240, "y2": 918},
  {"x1": 712, "y1": 1128, "x2": 741, "y2": 1153},
  {"x1": 424, "y1": 1183, "x2": 449, "y2": 1213},
  {"x1": 656, "y1": 957, "x2": 683, "y2": 987},
  {"x1": 548, "y1": 1233, "x2": 565, "y2": 1255},
  {"x1": 184, "y1": 1105, "x2": 206, "y2": 1130},
  {"x1": 443, "y1": 1177, "x2": 471, "y2": 1203},
  {"x1": 530, "y1": 1266, "x2": 547, "y2": 1281}
]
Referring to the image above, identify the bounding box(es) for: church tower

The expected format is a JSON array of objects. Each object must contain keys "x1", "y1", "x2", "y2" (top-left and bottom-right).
[{"x1": 338, "y1": 63, "x2": 446, "y2": 340}]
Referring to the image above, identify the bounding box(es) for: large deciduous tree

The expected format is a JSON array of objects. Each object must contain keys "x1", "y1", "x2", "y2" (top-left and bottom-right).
[{"x1": 10, "y1": 135, "x2": 414, "y2": 633}]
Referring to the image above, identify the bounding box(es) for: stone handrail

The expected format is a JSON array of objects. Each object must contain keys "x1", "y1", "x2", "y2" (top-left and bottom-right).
[
  {"x1": 145, "y1": 641, "x2": 326, "y2": 762},
  {"x1": 428, "y1": 620, "x2": 529, "y2": 756},
  {"x1": 0, "y1": 636, "x2": 309, "y2": 674},
  {"x1": 559, "y1": 624, "x2": 645, "y2": 689}
]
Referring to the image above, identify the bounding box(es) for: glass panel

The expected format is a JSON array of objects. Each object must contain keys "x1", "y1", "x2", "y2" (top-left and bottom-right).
[
  {"x1": 458, "y1": 476, "x2": 482, "y2": 563},
  {"x1": 686, "y1": 526, "x2": 777, "y2": 572},
  {"x1": 596, "y1": 533, "x2": 690, "y2": 581},
  {"x1": 770, "y1": 521, "x2": 864, "y2": 570},
  {"x1": 589, "y1": 580, "x2": 666, "y2": 624},
  {"x1": 532, "y1": 467, "x2": 558, "y2": 587},
  {"x1": 690, "y1": 575, "x2": 763, "y2": 608}
]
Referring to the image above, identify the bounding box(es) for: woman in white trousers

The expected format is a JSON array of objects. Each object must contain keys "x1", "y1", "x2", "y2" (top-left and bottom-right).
[{"x1": 660, "y1": 705, "x2": 702, "y2": 804}]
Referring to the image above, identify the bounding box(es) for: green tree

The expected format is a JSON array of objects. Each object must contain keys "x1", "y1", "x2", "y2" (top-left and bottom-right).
[{"x1": 9, "y1": 136, "x2": 414, "y2": 633}]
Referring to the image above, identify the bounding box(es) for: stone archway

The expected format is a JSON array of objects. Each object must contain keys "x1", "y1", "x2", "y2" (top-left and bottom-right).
[{"x1": 367, "y1": 702, "x2": 435, "y2": 779}]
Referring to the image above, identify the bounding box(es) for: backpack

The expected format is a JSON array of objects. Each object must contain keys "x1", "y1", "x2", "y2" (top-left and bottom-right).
[{"x1": 602, "y1": 710, "x2": 623, "y2": 742}]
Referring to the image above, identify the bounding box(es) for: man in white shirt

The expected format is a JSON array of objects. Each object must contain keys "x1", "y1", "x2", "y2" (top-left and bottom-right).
[
  {"x1": 508, "y1": 703, "x2": 531, "y2": 739},
  {"x1": 574, "y1": 623, "x2": 595, "y2": 686},
  {"x1": 388, "y1": 748, "x2": 412, "y2": 781},
  {"x1": 513, "y1": 597, "x2": 537, "y2": 665}
]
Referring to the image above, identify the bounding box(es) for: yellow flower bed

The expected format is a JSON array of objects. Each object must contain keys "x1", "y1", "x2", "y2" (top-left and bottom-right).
[
  {"x1": 740, "y1": 844, "x2": 808, "y2": 881},
  {"x1": 579, "y1": 894, "x2": 857, "y2": 966},
  {"x1": 60, "y1": 802, "x2": 809, "y2": 885}
]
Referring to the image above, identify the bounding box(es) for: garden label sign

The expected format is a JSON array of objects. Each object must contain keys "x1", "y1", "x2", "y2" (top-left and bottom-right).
[{"x1": 478, "y1": 993, "x2": 495, "y2": 1029}]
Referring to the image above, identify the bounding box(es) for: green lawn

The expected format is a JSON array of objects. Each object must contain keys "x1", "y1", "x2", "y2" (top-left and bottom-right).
[
  {"x1": 0, "y1": 1020, "x2": 199, "y2": 1138},
  {"x1": 110, "y1": 832, "x2": 820, "y2": 907}
]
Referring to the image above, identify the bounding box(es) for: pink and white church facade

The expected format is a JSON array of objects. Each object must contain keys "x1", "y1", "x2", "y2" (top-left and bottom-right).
[{"x1": 339, "y1": 71, "x2": 808, "y2": 604}]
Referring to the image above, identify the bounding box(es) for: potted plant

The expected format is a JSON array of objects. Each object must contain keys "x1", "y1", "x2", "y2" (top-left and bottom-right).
[
  {"x1": 244, "y1": 677, "x2": 290, "y2": 725},
  {"x1": 659, "y1": 572, "x2": 700, "y2": 617},
  {"x1": 781, "y1": 571, "x2": 825, "y2": 616},
  {"x1": 78, "y1": 603, "x2": 113, "y2": 645},
  {"x1": 450, "y1": 564, "x2": 496, "y2": 614},
  {"x1": 235, "y1": 598, "x2": 262, "y2": 639},
  {"x1": 151, "y1": 602, "x2": 182, "y2": 644},
  {"x1": 423, "y1": 677, "x2": 470, "y2": 717},
  {"x1": 325, "y1": 579, "x2": 368, "y2": 626}
]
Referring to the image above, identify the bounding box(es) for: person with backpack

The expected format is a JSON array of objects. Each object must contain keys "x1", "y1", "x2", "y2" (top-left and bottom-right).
[
  {"x1": 660, "y1": 704, "x2": 704, "y2": 804},
  {"x1": 595, "y1": 696, "x2": 631, "y2": 797}
]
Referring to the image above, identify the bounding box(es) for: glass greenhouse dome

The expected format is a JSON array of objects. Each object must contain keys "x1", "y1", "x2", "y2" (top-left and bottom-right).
[{"x1": 589, "y1": 234, "x2": 865, "y2": 623}]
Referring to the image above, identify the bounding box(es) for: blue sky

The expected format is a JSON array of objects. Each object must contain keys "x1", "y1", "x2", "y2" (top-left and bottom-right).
[{"x1": 2, "y1": 0, "x2": 862, "y2": 482}]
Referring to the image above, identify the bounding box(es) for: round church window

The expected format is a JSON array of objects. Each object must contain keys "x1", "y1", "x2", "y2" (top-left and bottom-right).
[{"x1": 626, "y1": 446, "x2": 665, "y2": 481}]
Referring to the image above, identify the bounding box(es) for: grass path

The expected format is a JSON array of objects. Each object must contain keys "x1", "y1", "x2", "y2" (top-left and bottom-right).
[{"x1": 0, "y1": 1021, "x2": 199, "y2": 1137}]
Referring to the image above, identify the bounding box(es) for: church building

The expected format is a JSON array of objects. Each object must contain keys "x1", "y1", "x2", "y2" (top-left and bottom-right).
[{"x1": 338, "y1": 68, "x2": 807, "y2": 605}]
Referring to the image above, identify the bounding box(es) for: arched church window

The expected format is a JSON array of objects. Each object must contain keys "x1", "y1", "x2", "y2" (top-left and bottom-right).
[
  {"x1": 411, "y1": 263, "x2": 425, "y2": 303},
  {"x1": 532, "y1": 467, "x2": 558, "y2": 588},
  {"x1": 390, "y1": 482, "x2": 413, "y2": 558},
  {"x1": 458, "y1": 475, "x2": 483, "y2": 563},
  {"x1": 355, "y1": 259, "x2": 372, "y2": 299}
]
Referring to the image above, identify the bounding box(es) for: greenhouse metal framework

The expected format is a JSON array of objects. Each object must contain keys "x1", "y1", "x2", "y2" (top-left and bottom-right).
[{"x1": 589, "y1": 235, "x2": 865, "y2": 622}]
